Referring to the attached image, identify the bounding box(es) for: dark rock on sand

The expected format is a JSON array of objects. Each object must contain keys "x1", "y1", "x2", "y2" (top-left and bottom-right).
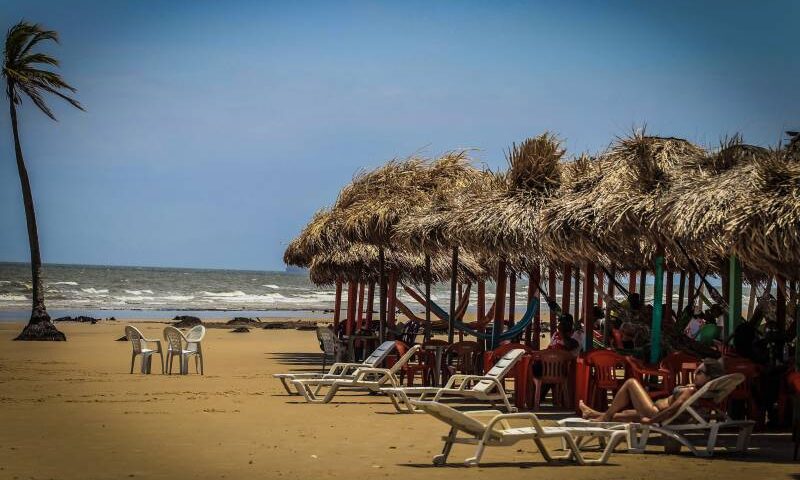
[
  {"x1": 226, "y1": 317, "x2": 262, "y2": 326},
  {"x1": 54, "y1": 316, "x2": 101, "y2": 324},
  {"x1": 262, "y1": 322, "x2": 287, "y2": 330},
  {"x1": 115, "y1": 335, "x2": 128, "y2": 342},
  {"x1": 173, "y1": 316, "x2": 202, "y2": 328},
  {"x1": 230, "y1": 327, "x2": 250, "y2": 333}
]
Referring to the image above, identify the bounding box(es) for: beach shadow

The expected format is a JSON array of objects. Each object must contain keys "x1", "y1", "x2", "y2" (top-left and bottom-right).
[
  {"x1": 269, "y1": 352, "x2": 326, "y2": 369},
  {"x1": 401, "y1": 460, "x2": 608, "y2": 469}
]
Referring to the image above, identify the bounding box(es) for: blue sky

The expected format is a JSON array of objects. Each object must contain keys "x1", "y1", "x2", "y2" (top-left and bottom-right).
[{"x1": 1, "y1": 1, "x2": 798, "y2": 271}]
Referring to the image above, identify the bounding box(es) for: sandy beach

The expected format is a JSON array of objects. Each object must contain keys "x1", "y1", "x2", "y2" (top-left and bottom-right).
[{"x1": 0, "y1": 320, "x2": 795, "y2": 480}]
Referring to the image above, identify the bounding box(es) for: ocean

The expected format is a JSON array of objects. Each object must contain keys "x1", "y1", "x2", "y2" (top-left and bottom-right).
[{"x1": 0, "y1": 262, "x2": 734, "y2": 322}]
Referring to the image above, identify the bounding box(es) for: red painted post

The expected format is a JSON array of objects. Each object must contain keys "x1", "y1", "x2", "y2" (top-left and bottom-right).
[
  {"x1": 508, "y1": 274, "x2": 516, "y2": 326},
  {"x1": 346, "y1": 281, "x2": 357, "y2": 335},
  {"x1": 628, "y1": 270, "x2": 637, "y2": 294},
  {"x1": 477, "y1": 280, "x2": 486, "y2": 323},
  {"x1": 365, "y1": 281, "x2": 375, "y2": 325},
  {"x1": 548, "y1": 268, "x2": 557, "y2": 332},
  {"x1": 582, "y1": 262, "x2": 596, "y2": 351},
  {"x1": 493, "y1": 260, "x2": 507, "y2": 348},
  {"x1": 356, "y1": 282, "x2": 365, "y2": 330}
]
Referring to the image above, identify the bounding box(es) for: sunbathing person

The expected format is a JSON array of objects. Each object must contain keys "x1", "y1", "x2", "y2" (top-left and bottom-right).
[{"x1": 579, "y1": 359, "x2": 725, "y2": 424}]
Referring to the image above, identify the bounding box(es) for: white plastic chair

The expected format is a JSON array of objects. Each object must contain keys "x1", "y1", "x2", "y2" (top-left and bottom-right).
[
  {"x1": 184, "y1": 325, "x2": 206, "y2": 375},
  {"x1": 164, "y1": 326, "x2": 204, "y2": 375},
  {"x1": 125, "y1": 325, "x2": 164, "y2": 374}
]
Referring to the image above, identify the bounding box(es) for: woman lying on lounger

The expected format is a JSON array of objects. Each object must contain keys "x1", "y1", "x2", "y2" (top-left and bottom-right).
[{"x1": 579, "y1": 359, "x2": 725, "y2": 424}]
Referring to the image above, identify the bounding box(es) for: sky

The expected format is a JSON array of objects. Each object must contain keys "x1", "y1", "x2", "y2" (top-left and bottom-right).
[{"x1": 0, "y1": 1, "x2": 798, "y2": 271}]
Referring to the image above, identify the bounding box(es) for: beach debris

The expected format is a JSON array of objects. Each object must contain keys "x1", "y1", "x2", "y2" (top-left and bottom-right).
[
  {"x1": 231, "y1": 327, "x2": 250, "y2": 333},
  {"x1": 262, "y1": 322, "x2": 288, "y2": 329},
  {"x1": 173, "y1": 315, "x2": 202, "y2": 328},
  {"x1": 54, "y1": 316, "x2": 101, "y2": 324},
  {"x1": 226, "y1": 317, "x2": 262, "y2": 326}
]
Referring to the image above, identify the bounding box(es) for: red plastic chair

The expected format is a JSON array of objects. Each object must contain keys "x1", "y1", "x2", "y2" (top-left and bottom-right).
[
  {"x1": 585, "y1": 349, "x2": 627, "y2": 409},
  {"x1": 777, "y1": 368, "x2": 799, "y2": 425},
  {"x1": 723, "y1": 355, "x2": 763, "y2": 426},
  {"x1": 624, "y1": 356, "x2": 671, "y2": 399},
  {"x1": 400, "y1": 340, "x2": 444, "y2": 386},
  {"x1": 659, "y1": 351, "x2": 701, "y2": 391},
  {"x1": 611, "y1": 328, "x2": 624, "y2": 349},
  {"x1": 530, "y1": 349, "x2": 574, "y2": 410},
  {"x1": 441, "y1": 340, "x2": 480, "y2": 384}
]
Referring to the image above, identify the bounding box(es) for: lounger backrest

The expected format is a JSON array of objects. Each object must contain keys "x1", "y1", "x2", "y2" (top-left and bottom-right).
[
  {"x1": 661, "y1": 373, "x2": 745, "y2": 426},
  {"x1": 413, "y1": 401, "x2": 494, "y2": 438},
  {"x1": 163, "y1": 326, "x2": 186, "y2": 352},
  {"x1": 474, "y1": 349, "x2": 524, "y2": 393},
  {"x1": 389, "y1": 344, "x2": 422, "y2": 374},
  {"x1": 364, "y1": 341, "x2": 397, "y2": 367},
  {"x1": 125, "y1": 325, "x2": 146, "y2": 354}
]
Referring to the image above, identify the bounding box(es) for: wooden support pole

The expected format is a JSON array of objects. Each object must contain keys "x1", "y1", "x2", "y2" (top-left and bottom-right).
[
  {"x1": 562, "y1": 263, "x2": 572, "y2": 317},
  {"x1": 424, "y1": 254, "x2": 432, "y2": 341},
  {"x1": 664, "y1": 270, "x2": 674, "y2": 318},
  {"x1": 605, "y1": 266, "x2": 616, "y2": 344},
  {"x1": 493, "y1": 259, "x2": 507, "y2": 349},
  {"x1": 677, "y1": 271, "x2": 686, "y2": 314},
  {"x1": 746, "y1": 279, "x2": 757, "y2": 321},
  {"x1": 333, "y1": 279, "x2": 342, "y2": 331},
  {"x1": 628, "y1": 270, "x2": 637, "y2": 294},
  {"x1": 687, "y1": 272, "x2": 696, "y2": 309},
  {"x1": 477, "y1": 280, "x2": 486, "y2": 323},
  {"x1": 650, "y1": 254, "x2": 665, "y2": 364},
  {"x1": 448, "y1": 247, "x2": 459, "y2": 343},
  {"x1": 378, "y1": 247, "x2": 387, "y2": 342},
  {"x1": 387, "y1": 270, "x2": 398, "y2": 330},
  {"x1": 508, "y1": 274, "x2": 516, "y2": 326},
  {"x1": 777, "y1": 276, "x2": 787, "y2": 332},
  {"x1": 366, "y1": 281, "x2": 375, "y2": 325},
  {"x1": 548, "y1": 268, "x2": 558, "y2": 332},
  {"x1": 582, "y1": 262, "x2": 595, "y2": 352},
  {"x1": 573, "y1": 267, "x2": 580, "y2": 320},
  {"x1": 639, "y1": 269, "x2": 647, "y2": 302},
  {"x1": 346, "y1": 281, "x2": 357, "y2": 335},
  {"x1": 528, "y1": 267, "x2": 541, "y2": 349},
  {"x1": 356, "y1": 282, "x2": 365, "y2": 330},
  {"x1": 596, "y1": 269, "x2": 604, "y2": 308},
  {"x1": 727, "y1": 255, "x2": 742, "y2": 341}
]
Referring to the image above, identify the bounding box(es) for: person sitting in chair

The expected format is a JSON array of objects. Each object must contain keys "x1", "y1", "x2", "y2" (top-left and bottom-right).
[{"x1": 579, "y1": 358, "x2": 725, "y2": 424}]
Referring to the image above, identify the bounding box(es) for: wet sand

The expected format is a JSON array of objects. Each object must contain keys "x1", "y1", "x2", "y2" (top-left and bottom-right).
[{"x1": 0, "y1": 320, "x2": 796, "y2": 480}]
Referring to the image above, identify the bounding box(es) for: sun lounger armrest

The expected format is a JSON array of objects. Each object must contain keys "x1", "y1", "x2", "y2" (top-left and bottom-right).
[
  {"x1": 485, "y1": 413, "x2": 544, "y2": 434},
  {"x1": 326, "y1": 363, "x2": 362, "y2": 376},
  {"x1": 450, "y1": 375, "x2": 502, "y2": 390}
]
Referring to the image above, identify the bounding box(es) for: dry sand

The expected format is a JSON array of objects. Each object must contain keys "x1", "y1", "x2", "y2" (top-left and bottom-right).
[{"x1": 0, "y1": 320, "x2": 796, "y2": 480}]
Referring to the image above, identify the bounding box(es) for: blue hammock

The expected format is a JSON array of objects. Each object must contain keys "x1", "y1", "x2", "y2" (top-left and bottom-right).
[{"x1": 411, "y1": 286, "x2": 539, "y2": 346}]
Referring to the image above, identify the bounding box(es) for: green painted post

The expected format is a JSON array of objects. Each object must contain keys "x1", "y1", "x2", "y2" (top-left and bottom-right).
[
  {"x1": 727, "y1": 255, "x2": 742, "y2": 341},
  {"x1": 650, "y1": 255, "x2": 665, "y2": 364}
]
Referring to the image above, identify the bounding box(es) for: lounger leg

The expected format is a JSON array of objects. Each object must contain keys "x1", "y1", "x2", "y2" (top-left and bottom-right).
[
  {"x1": 704, "y1": 424, "x2": 720, "y2": 456},
  {"x1": 322, "y1": 384, "x2": 340, "y2": 403},
  {"x1": 292, "y1": 381, "x2": 320, "y2": 403},
  {"x1": 736, "y1": 424, "x2": 753, "y2": 452},
  {"x1": 433, "y1": 427, "x2": 457, "y2": 466},
  {"x1": 465, "y1": 440, "x2": 487, "y2": 467},
  {"x1": 279, "y1": 377, "x2": 298, "y2": 395}
]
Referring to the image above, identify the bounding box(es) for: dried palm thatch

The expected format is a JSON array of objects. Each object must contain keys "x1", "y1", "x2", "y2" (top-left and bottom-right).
[
  {"x1": 729, "y1": 145, "x2": 800, "y2": 280},
  {"x1": 595, "y1": 132, "x2": 706, "y2": 269},
  {"x1": 442, "y1": 133, "x2": 565, "y2": 264},
  {"x1": 540, "y1": 153, "x2": 613, "y2": 267},
  {"x1": 325, "y1": 156, "x2": 432, "y2": 247},
  {"x1": 308, "y1": 244, "x2": 487, "y2": 286},
  {"x1": 392, "y1": 153, "x2": 497, "y2": 254},
  {"x1": 282, "y1": 208, "x2": 344, "y2": 268},
  {"x1": 659, "y1": 136, "x2": 771, "y2": 277}
]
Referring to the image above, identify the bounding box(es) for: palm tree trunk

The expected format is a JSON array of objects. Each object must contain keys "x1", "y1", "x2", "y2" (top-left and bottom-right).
[{"x1": 9, "y1": 98, "x2": 65, "y2": 341}]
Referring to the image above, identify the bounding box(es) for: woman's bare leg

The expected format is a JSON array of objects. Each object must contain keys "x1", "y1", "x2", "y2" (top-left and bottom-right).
[
  {"x1": 600, "y1": 379, "x2": 658, "y2": 422},
  {"x1": 610, "y1": 409, "x2": 642, "y2": 422}
]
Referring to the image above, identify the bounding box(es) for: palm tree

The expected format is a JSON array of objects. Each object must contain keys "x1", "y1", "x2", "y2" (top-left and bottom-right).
[{"x1": 4, "y1": 21, "x2": 84, "y2": 340}]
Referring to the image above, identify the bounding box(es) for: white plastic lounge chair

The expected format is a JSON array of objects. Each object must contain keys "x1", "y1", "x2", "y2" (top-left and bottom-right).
[
  {"x1": 290, "y1": 344, "x2": 422, "y2": 403},
  {"x1": 384, "y1": 348, "x2": 525, "y2": 413},
  {"x1": 164, "y1": 326, "x2": 203, "y2": 375},
  {"x1": 412, "y1": 400, "x2": 627, "y2": 467},
  {"x1": 273, "y1": 340, "x2": 397, "y2": 395},
  {"x1": 558, "y1": 373, "x2": 754, "y2": 457},
  {"x1": 125, "y1": 325, "x2": 164, "y2": 374}
]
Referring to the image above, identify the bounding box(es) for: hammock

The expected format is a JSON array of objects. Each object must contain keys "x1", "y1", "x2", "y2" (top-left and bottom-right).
[{"x1": 451, "y1": 297, "x2": 539, "y2": 344}]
